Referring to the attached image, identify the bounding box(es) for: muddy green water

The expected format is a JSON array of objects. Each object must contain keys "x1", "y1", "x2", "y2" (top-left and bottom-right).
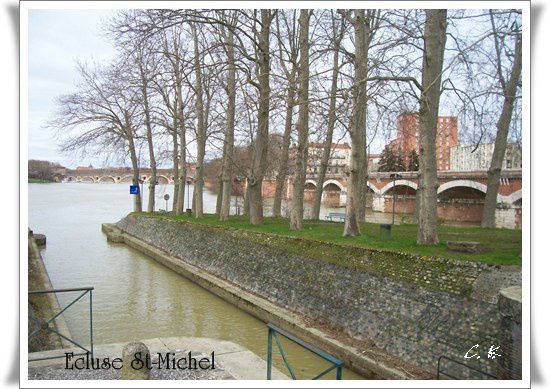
[{"x1": 29, "y1": 183, "x2": 363, "y2": 380}]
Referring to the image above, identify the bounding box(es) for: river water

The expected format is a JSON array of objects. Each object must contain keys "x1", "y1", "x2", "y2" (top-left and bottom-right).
[{"x1": 28, "y1": 183, "x2": 363, "y2": 380}]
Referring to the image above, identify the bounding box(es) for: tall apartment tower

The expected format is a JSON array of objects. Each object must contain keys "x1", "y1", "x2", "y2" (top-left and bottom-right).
[{"x1": 389, "y1": 112, "x2": 458, "y2": 171}]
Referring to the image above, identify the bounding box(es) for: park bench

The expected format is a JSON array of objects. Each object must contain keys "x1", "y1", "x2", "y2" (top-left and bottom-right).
[{"x1": 325, "y1": 212, "x2": 346, "y2": 222}]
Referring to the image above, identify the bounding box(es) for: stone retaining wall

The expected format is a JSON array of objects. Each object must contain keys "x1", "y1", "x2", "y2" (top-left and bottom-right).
[
  {"x1": 115, "y1": 214, "x2": 521, "y2": 378},
  {"x1": 28, "y1": 230, "x2": 72, "y2": 352}
]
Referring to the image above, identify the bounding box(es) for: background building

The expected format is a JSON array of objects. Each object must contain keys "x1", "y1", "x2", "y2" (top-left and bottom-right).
[
  {"x1": 367, "y1": 153, "x2": 381, "y2": 172},
  {"x1": 388, "y1": 112, "x2": 458, "y2": 171},
  {"x1": 450, "y1": 143, "x2": 522, "y2": 171},
  {"x1": 305, "y1": 142, "x2": 351, "y2": 179}
]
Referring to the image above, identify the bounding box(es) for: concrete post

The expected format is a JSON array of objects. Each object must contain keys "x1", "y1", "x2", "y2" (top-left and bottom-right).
[
  {"x1": 497, "y1": 285, "x2": 522, "y2": 380},
  {"x1": 121, "y1": 341, "x2": 151, "y2": 380}
]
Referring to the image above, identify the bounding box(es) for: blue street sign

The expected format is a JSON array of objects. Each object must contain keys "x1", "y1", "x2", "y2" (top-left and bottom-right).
[{"x1": 130, "y1": 185, "x2": 140, "y2": 195}]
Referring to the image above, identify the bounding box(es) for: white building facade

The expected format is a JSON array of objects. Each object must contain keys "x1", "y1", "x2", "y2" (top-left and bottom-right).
[{"x1": 450, "y1": 143, "x2": 522, "y2": 171}]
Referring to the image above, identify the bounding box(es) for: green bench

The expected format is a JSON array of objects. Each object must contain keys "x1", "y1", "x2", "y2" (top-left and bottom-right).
[{"x1": 325, "y1": 212, "x2": 346, "y2": 222}]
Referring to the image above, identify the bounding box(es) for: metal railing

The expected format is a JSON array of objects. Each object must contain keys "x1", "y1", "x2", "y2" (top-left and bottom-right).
[
  {"x1": 28, "y1": 287, "x2": 94, "y2": 362},
  {"x1": 436, "y1": 356, "x2": 497, "y2": 380},
  {"x1": 266, "y1": 323, "x2": 344, "y2": 380}
]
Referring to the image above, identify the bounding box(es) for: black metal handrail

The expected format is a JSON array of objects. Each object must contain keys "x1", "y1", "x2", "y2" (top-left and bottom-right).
[
  {"x1": 28, "y1": 287, "x2": 94, "y2": 362},
  {"x1": 437, "y1": 355, "x2": 497, "y2": 380},
  {"x1": 266, "y1": 323, "x2": 344, "y2": 380}
]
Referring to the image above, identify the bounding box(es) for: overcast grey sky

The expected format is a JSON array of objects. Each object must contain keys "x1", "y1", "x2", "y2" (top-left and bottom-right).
[{"x1": 28, "y1": 9, "x2": 117, "y2": 168}]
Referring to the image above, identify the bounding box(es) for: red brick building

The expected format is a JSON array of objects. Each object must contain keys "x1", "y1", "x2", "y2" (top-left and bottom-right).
[{"x1": 388, "y1": 112, "x2": 458, "y2": 171}]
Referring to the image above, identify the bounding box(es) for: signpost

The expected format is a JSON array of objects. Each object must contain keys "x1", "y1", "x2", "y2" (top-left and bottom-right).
[
  {"x1": 164, "y1": 194, "x2": 170, "y2": 212},
  {"x1": 389, "y1": 173, "x2": 402, "y2": 225},
  {"x1": 130, "y1": 185, "x2": 140, "y2": 195}
]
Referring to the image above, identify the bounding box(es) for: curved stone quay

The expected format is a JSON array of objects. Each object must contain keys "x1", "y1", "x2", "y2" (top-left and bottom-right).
[{"x1": 106, "y1": 214, "x2": 522, "y2": 380}]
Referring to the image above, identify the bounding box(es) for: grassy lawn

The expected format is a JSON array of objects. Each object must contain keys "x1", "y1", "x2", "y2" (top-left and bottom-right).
[{"x1": 145, "y1": 213, "x2": 521, "y2": 266}]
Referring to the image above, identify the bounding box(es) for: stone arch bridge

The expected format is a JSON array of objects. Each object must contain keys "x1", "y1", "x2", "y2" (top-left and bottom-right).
[
  {"x1": 266, "y1": 169, "x2": 522, "y2": 228},
  {"x1": 298, "y1": 170, "x2": 522, "y2": 205},
  {"x1": 64, "y1": 168, "x2": 195, "y2": 185}
]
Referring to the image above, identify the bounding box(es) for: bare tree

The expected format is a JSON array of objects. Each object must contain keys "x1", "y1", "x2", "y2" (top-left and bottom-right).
[
  {"x1": 311, "y1": 11, "x2": 346, "y2": 220},
  {"x1": 289, "y1": 10, "x2": 311, "y2": 230},
  {"x1": 134, "y1": 40, "x2": 158, "y2": 212},
  {"x1": 342, "y1": 10, "x2": 369, "y2": 236},
  {"x1": 219, "y1": 13, "x2": 239, "y2": 221},
  {"x1": 248, "y1": 10, "x2": 276, "y2": 225},
  {"x1": 416, "y1": 10, "x2": 447, "y2": 244},
  {"x1": 50, "y1": 62, "x2": 144, "y2": 211},
  {"x1": 190, "y1": 22, "x2": 207, "y2": 217},
  {"x1": 272, "y1": 10, "x2": 299, "y2": 218},
  {"x1": 481, "y1": 11, "x2": 522, "y2": 228},
  {"x1": 154, "y1": 25, "x2": 190, "y2": 213}
]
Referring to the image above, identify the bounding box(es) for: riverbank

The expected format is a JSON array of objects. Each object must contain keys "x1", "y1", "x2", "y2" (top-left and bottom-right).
[
  {"x1": 28, "y1": 178, "x2": 56, "y2": 183},
  {"x1": 28, "y1": 230, "x2": 72, "y2": 352},
  {"x1": 107, "y1": 214, "x2": 522, "y2": 379},
  {"x1": 145, "y1": 213, "x2": 521, "y2": 266}
]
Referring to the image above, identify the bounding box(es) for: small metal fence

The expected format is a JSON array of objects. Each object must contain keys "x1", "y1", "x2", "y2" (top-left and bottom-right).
[
  {"x1": 28, "y1": 287, "x2": 94, "y2": 362},
  {"x1": 437, "y1": 355, "x2": 497, "y2": 380},
  {"x1": 266, "y1": 323, "x2": 344, "y2": 380}
]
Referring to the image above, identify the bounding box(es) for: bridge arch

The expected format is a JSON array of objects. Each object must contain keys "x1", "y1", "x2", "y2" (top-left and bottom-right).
[
  {"x1": 305, "y1": 180, "x2": 317, "y2": 190},
  {"x1": 157, "y1": 175, "x2": 170, "y2": 184},
  {"x1": 97, "y1": 176, "x2": 116, "y2": 183},
  {"x1": 437, "y1": 179, "x2": 486, "y2": 195},
  {"x1": 66, "y1": 176, "x2": 76, "y2": 182},
  {"x1": 365, "y1": 181, "x2": 380, "y2": 195},
  {"x1": 322, "y1": 179, "x2": 345, "y2": 192},
  {"x1": 505, "y1": 189, "x2": 522, "y2": 205},
  {"x1": 120, "y1": 175, "x2": 134, "y2": 183},
  {"x1": 379, "y1": 179, "x2": 417, "y2": 195},
  {"x1": 80, "y1": 176, "x2": 95, "y2": 183}
]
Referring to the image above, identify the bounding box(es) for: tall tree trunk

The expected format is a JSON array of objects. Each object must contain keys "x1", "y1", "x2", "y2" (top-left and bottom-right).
[
  {"x1": 220, "y1": 26, "x2": 236, "y2": 221},
  {"x1": 125, "y1": 117, "x2": 142, "y2": 212},
  {"x1": 171, "y1": 105, "x2": 179, "y2": 212},
  {"x1": 481, "y1": 33, "x2": 522, "y2": 228},
  {"x1": 272, "y1": 77, "x2": 296, "y2": 218},
  {"x1": 312, "y1": 21, "x2": 343, "y2": 220},
  {"x1": 191, "y1": 23, "x2": 205, "y2": 218},
  {"x1": 248, "y1": 10, "x2": 272, "y2": 225},
  {"x1": 343, "y1": 10, "x2": 368, "y2": 237},
  {"x1": 243, "y1": 178, "x2": 250, "y2": 216},
  {"x1": 215, "y1": 176, "x2": 223, "y2": 214},
  {"x1": 357, "y1": 145, "x2": 369, "y2": 222},
  {"x1": 412, "y1": 192, "x2": 420, "y2": 224},
  {"x1": 290, "y1": 10, "x2": 310, "y2": 230},
  {"x1": 139, "y1": 60, "x2": 156, "y2": 213},
  {"x1": 175, "y1": 74, "x2": 187, "y2": 215},
  {"x1": 417, "y1": 9, "x2": 447, "y2": 245}
]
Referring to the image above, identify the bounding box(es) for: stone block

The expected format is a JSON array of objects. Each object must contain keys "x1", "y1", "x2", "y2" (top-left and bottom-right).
[
  {"x1": 102, "y1": 223, "x2": 125, "y2": 243},
  {"x1": 106, "y1": 232, "x2": 125, "y2": 243},
  {"x1": 34, "y1": 234, "x2": 46, "y2": 247},
  {"x1": 121, "y1": 341, "x2": 150, "y2": 380},
  {"x1": 497, "y1": 286, "x2": 522, "y2": 380},
  {"x1": 446, "y1": 241, "x2": 486, "y2": 253}
]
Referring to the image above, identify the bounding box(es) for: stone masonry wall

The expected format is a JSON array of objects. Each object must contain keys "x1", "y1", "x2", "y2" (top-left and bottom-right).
[{"x1": 116, "y1": 214, "x2": 521, "y2": 378}]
